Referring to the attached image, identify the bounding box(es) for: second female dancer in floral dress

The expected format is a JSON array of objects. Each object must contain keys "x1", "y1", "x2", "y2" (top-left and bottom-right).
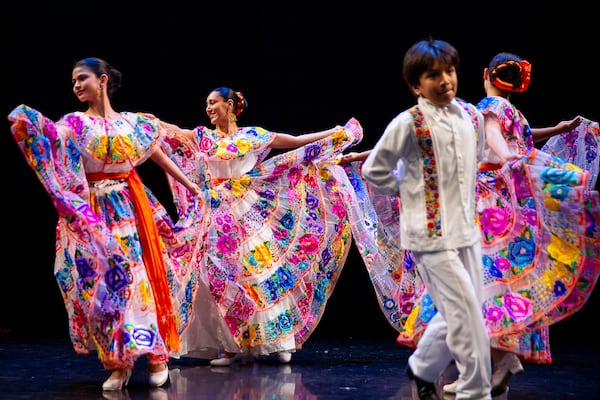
[{"x1": 154, "y1": 87, "x2": 363, "y2": 366}]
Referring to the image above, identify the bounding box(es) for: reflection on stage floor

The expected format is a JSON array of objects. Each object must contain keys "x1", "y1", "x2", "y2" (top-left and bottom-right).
[{"x1": 2, "y1": 335, "x2": 599, "y2": 399}]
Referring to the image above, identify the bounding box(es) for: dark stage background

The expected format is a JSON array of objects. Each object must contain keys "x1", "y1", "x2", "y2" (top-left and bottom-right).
[{"x1": 2, "y1": 2, "x2": 598, "y2": 347}]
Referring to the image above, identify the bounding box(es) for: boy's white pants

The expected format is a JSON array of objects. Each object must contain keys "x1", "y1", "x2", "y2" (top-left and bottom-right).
[{"x1": 407, "y1": 243, "x2": 492, "y2": 400}]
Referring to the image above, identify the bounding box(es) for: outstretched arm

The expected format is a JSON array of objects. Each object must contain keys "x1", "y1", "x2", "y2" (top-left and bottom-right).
[
  {"x1": 268, "y1": 126, "x2": 340, "y2": 149},
  {"x1": 158, "y1": 120, "x2": 196, "y2": 140},
  {"x1": 340, "y1": 150, "x2": 372, "y2": 164},
  {"x1": 531, "y1": 115, "x2": 582, "y2": 143},
  {"x1": 141, "y1": 112, "x2": 196, "y2": 140},
  {"x1": 150, "y1": 148, "x2": 200, "y2": 195}
]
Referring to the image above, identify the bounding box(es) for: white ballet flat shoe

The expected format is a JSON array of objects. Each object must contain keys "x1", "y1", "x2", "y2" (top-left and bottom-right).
[
  {"x1": 102, "y1": 369, "x2": 132, "y2": 391},
  {"x1": 210, "y1": 353, "x2": 251, "y2": 367},
  {"x1": 148, "y1": 365, "x2": 169, "y2": 387}
]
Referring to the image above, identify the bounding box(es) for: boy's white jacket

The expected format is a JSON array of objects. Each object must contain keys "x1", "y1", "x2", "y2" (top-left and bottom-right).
[{"x1": 362, "y1": 96, "x2": 485, "y2": 252}]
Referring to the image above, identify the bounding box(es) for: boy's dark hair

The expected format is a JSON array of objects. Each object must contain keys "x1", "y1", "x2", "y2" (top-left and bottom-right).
[{"x1": 402, "y1": 39, "x2": 460, "y2": 92}]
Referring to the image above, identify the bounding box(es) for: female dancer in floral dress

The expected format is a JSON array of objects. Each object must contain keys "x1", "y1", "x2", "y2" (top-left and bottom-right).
[
  {"x1": 8, "y1": 57, "x2": 203, "y2": 391},
  {"x1": 155, "y1": 87, "x2": 363, "y2": 366}
]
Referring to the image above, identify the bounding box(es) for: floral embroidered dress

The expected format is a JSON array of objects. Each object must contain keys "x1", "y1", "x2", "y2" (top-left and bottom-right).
[
  {"x1": 472, "y1": 97, "x2": 600, "y2": 362},
  {"x1": 541, "y1": 117, "x2": 600, "y2": 190},
  {"x1": 349, "y1": 98, "x2": 600, "y2": 363},
  {"x1": 160, "y1": 118, "x2": 363, "y2": 357},
  {"x1": 8, "y1": 105, "x2": 201, "y2": 369},
  {"x1": 341, "y1": 161, "x2": 411, "y2": 333}
]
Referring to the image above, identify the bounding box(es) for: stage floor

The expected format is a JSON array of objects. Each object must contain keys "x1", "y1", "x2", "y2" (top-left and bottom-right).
[{"x1": 1, "y1": 335, "x2": 598, "y2": 399}]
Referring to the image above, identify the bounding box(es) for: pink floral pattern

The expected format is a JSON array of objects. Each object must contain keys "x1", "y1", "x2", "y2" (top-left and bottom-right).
[
  {"x1": 8, "y1": 105, "x2": 201, "y2": 368},
  {"x1": 161, "y1": 119, "x2": 363, "y2": 353}
]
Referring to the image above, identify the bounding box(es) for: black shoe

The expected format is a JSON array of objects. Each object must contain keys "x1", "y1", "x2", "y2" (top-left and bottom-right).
[{"x1": 406, "y1": 365, "x2": 440, "y2": 400}]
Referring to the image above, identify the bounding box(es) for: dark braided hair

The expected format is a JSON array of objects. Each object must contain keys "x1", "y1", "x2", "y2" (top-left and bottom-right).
[{"x1": 213, "y1": 87, "x2": 248, "y2": 116}]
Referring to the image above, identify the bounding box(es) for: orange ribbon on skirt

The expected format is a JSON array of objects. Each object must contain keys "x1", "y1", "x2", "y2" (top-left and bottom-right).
[{"x1": 87, "y1": 170, "x2": 180, "y2": 353}]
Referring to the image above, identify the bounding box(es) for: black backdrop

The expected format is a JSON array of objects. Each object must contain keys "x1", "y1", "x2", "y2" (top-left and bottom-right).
[{"x1": 3, "y1": 1, "x2": 597, "y2": 345}]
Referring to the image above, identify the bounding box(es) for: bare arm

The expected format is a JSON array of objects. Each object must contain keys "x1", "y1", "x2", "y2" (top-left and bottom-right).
[
  {"x1": 150, "y1": 147, "x2": 200, "y2": 195},
  {"x1": 141, "y1": 112, "x2": 196, "y2": 140},
  {"x1": 158, "y1": 120, "x2": 196, "y2": 140},
  {"x1": 485, "y1": 116, "x2": 520, "y2": 164},
  {"x1": 531, "y1": 115, "x2": 582, "y2": 143},
  {"x1": 340, "y1": 150, "x2": 372, "y2": 164},
  {"x1": 268, "y1": 126, "x2": 340, "y2": 149}
]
